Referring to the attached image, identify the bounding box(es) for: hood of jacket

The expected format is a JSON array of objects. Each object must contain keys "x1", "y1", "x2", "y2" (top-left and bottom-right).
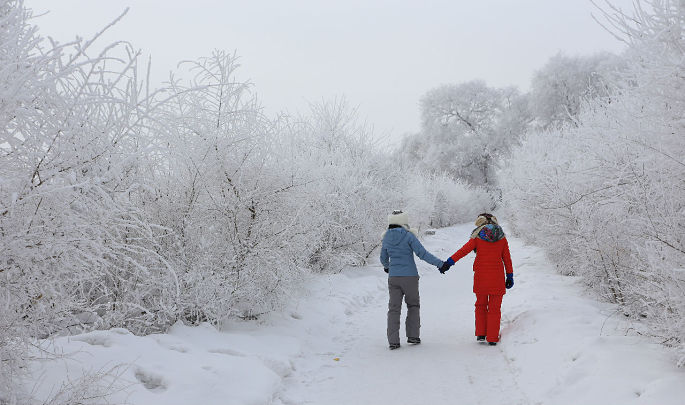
[
  {"x1": 473, "y1": 224, "x2": 505, "y2": 242},
  {"x1": 383, "y1": 227, "x2": 411, "y2": 246}
]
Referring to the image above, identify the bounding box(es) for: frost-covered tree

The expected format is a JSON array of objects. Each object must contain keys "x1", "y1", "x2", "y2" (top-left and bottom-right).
[
  {"x1": 400, "y1": 80, "x2": 530, "y2": 189},
  {"x1": 529, "y1": 51, "x2": 625, "y2": 129}
]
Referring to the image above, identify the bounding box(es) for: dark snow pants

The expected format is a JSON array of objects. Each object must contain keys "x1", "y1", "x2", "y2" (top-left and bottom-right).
[
  {"x1": 387, "y1": 276, "x2": 420, "y2": 345},
  {"x1": 475, "y1": 293, "x2": 503, "y2": 343}
]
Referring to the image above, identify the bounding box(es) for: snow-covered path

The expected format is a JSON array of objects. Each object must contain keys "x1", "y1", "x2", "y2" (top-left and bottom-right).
[
  {"x1": 280, "y1": 225, "x2": 529, "y2": 405},
  {"x1": 33, "y1": 224, "x2": 685, "y2": 405},
  {"x1": 277, "y1": 224, "x2": 685, "y2": 405}
]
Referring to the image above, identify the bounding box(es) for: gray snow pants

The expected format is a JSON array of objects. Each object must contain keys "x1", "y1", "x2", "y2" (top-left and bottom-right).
[{"x1": 387, "y1": 276, "x2": 420, "y2": 345}]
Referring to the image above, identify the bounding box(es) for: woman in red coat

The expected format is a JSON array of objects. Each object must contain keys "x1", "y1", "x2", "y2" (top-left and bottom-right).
[{"x1": 439, "y1": 213, "x2": 514, "y2": 345}]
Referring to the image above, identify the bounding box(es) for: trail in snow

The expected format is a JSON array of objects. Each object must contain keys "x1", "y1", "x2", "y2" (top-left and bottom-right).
[
  {"x1": 280, "y1": 225, "x2": 528, "y2": 405},
  {"x1": 277, "y1": 224, "x2": 685, "y2": 405},
  {"x1": 31, "y1": 224, "x2": 685, "y2": 405}
]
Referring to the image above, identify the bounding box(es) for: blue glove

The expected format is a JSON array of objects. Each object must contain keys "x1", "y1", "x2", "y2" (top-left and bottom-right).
[
  {"x1": 505, "y1": 273, "x2": 514, "y2": 289},
  {"x1": 439, "y1": 258, "x2": 455, "y2": 274}
]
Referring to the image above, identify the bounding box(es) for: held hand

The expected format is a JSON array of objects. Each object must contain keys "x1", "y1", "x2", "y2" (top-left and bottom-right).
[
  {"x1": 439, "y1": 258, "x2": 455, "y2": 274},
  {"x1": 505, "y1": 273, "x2": 514, "y2": 289}
]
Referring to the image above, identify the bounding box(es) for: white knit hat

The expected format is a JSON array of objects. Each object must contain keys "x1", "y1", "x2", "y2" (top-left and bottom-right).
[{"x1": 388, "y1": 210, "x2": 409, "y2": 227}]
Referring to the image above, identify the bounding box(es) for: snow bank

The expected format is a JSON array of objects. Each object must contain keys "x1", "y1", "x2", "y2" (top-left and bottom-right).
[
  {"x1": 503, "y1": 238, "x2": 685, "y2": 405},
  {"x1": 31, "y1": 324, "x2": 285, "y2": 405},
  {"x1": 28, "y1": 269, "x2": 385, "y2": 405}
]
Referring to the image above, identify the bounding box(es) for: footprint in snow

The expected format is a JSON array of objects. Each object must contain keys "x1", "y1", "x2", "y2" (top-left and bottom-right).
[
  {"x1": 72, "y1": 333, "x2": 112, "y2": 347},
  {"x1": 208, "y1": 348, "x2": 247, "y2": 357},
  {"x1": 134, "y1": 368, "x2": 167, "y2": 392}
]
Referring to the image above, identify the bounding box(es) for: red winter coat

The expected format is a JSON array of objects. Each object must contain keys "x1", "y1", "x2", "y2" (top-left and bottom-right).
[{"x1": 450, "y1": 237, "x2": 513, "y2": 295}]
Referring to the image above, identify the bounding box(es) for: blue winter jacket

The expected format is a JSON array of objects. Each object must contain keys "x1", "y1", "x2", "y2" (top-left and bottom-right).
[{"x1": 380, "y1": 227, "x2": 444, "y2": 276}]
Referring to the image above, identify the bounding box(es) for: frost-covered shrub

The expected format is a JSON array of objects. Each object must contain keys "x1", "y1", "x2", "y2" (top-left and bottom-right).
[
  {"x1": 401, "y1": 171, "x2": 491, "y2": 230},
  {"x1": 0, "y1": 0, "x2": 180, "y2": 401},
  {"x1": 499, "y1": 0, "x2": 685, "y2": 364},
  {"x1": 140, "y1": 51, "x2": 307, "y2": 321},
  {"x1": 276, "y1": 98, "x2": 389, "y2": 272}
]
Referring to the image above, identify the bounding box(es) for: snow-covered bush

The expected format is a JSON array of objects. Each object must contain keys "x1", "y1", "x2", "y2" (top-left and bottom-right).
[
  {"x1": 400, "y1": 171, "x2": 491, "y2": 230},
  {"x1": 0, "y1": 0, "x2": 180, "y2": 401},
  {"x1": 140, "y1": 51, "x2": 307, "y2": 321},
  {"x1": 499, "y1": 0, "x2": 685, "y2": 364},
  {"x1": 273, "y1": 98, "x2": 386, "y2": 272}
]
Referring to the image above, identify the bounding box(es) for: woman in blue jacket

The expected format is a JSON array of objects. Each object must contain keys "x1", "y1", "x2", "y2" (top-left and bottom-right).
[{"x1": 380, "y1": 210, "x2": 445, "y2": 350}]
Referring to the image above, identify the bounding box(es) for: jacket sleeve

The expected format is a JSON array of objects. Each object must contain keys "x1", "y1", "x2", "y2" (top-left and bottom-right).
[
  {"x1": 502, "y1": 237, "x2": 514, "y2": 274},
  {"x1": 380, "y1": 239, "x2": 390, "y2": 269},
  {"x1": 408, "y1": 234, "x2": 444, "y2": 267},
  {"x1": 450, "y1": 238, "x2": 477, "y2": 262}
]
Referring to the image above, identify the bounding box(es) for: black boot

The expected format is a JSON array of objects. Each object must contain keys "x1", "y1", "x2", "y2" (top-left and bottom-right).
[
  {"x1": 488, "y1": 342, "x2": 497, "y2": 346},
  {"x1": 407, "y1": 337, "x2": 421, "y2": 344},
  {"x1": 476, "y1": 336, "x2": 485, "y2": 342},
  {"x1": 389, "y1": 343, "x2": 400, "y2": 350}
]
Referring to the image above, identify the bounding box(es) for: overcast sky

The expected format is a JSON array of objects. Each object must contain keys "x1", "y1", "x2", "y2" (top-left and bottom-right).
[{"x1": 26, "y1": 0, "x2": 634, "y2": 145}]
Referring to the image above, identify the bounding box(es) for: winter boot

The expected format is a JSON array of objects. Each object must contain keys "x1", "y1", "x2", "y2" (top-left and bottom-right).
[
  {"x1": 488, "y1": 342, "x2": 497, "y2": 346},
  {"x1": 407, "y1": 337, "x2": 421, "y2": 344},
  {"x1": 476, "y1": 336, "x2": 486, "y2": 342},
  {"x1": 389, "y1": 343, "x2": 401, "y2": 350}
]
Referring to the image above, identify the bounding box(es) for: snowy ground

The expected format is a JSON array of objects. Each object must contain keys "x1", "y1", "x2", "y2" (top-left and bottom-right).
[{"x1": 30, "y1": 224, "x2": 685, "y2": 405}]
